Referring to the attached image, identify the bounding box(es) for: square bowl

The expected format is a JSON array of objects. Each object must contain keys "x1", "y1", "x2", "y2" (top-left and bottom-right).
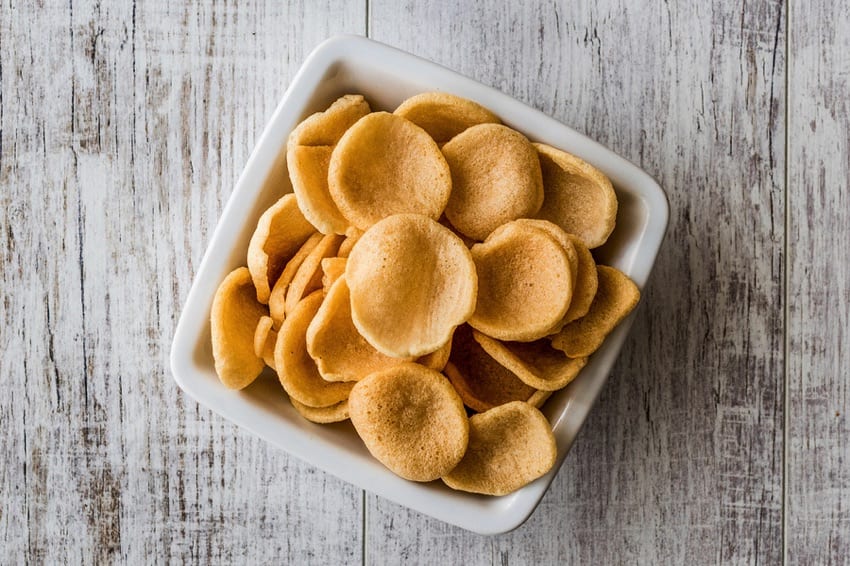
[{"x1": 170, "y1": 35, "x2": 669, "y2": 535}]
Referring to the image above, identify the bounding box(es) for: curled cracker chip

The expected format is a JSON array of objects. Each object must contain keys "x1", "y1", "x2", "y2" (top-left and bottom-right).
[
  {"x1": 307, "y1": 276, "x2": 413, "y2": 383},
  {"x1": 513, "y1": 218, "x2": 578, "y2": 290},
  {"x1": 284, "y1": 233, "x2": 344, "y2": 316},
  {"x1": 442, "y1": 123, "x2": 544, "y2": 241},
  {"x1": 444, "y1": 325, "x2": 537, "y2": 412},
  {"x1": 346, "y1": 214, "x2": 477, "y2": 358},
  {"x1": 328, "y1": 112, "x2": 452, "y2": 230},
  {"x1": 290, "y1": 397, "x2": 350, "y2": 424},
  {"x1": 469, "y1": 221, "x2": 572, "y2": 342},
  {"x1": 253, "y1": 315, "x2": 278, "y2": 370},
  {"x1": 274, "y1": 291, "x2": 354, "y2": 407},
  {"x1": 561, "y1": 234, "x2": 598, "y2": 324},
  {"x1": 268, "y1": 232, "x2": 323, "y2": 328},
  {"x1": 288, "y1": 94, "x2": 371, "y2": 147},
  {"x1": 349, "y1": 363, "x2": 468, "y2": 482},
  {"x1": 473, "y1": 330, "x2": 588, "y2": 391},
  {"x1": 527, "y1": 390, "x2": 553, "y2": 409},
  {"x1": 288, "y1": 145, "x2": 350, "y2": 235},
  {"x1": 247, "y1": 194, "x2": 316, "y2": 304},
  {"x1": 442, "y1": 401, "x2": 557, "y2": 496},
  {"x1": 393, "y1": 91, "x2": 500, "y2": 144},
  {"x1": 551, "y1": 265, "x2": 640, "y2": 358},
  {"x1": 211, "y1": 267, "x2": 268, "y2": 389},
  {"x1": 535, "y1": 143, "x2": 618, "y2": 249},
  {"x1": 417, "y1": 333, "x2": 452, "y2": 372},
  {"x1": 320, "y1": 257, "x2": 347, "y2": 294},
  {"x1": 337, "y1": 229, "x2": 362, "y2": 258}
]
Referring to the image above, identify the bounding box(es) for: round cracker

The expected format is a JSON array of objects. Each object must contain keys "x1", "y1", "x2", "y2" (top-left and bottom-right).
[
  {"x1": 211, "y1": 267, "x2": 269, "y2": 389},
  {"x1": 469, "y1": 221, "x2": 572, "y2": 342},
  {"x1": 268, "y1": 232, "x2": 323, "y2": 328},
  {"x1": 442, "y1": 401, "x2": 557, "y2": 496},
  {"x1": 288, "y1": 94, "x2": 371, "y2": 147},
  {"x1": 393, "y1": 91, "x2": 500, "y2": 144},
  {"x1": 328, "y1": 112, "x2": 452, "y2": 230},
  {"x1": 346, "y1": 214, "x2": 477, "y2": 358},
  {"x1": 442, "y1": 123, "x2": 544, "y2": 241},
  {"x1": 290, "y1": 397, "x2": 350, "y2": 424},
  {"x1": 349, "y1": 363, "x2": 468, "y2": 482},
  {"x1": 247, "y1": 194, "x2": 316, "y2": 304},
  {"x1": 562, "y1": 234, "x2": 598, "y2": 324},
  {"x1": 307, "y1": 276, "x2": 413, "y2": 383},
  {"x1": 551, "y1": 265, "x2": 640, "y2": 358},
  {"x1": 444, "y1": 325, "x2": 537, "y2": 412},
  {"x1": 288, "y1": 145, "x2": 350, "y2": 235},
  {"x1": 534, "y1": 143, "x2": 618, "y2": 249},
  {"x1": 284, "y1": 233, "x2": 344, "y2": 316},
  {"x1": 274, "y1": 291, "x2": 354, "y2": 408},
  {"x1": 473, "y1": 330, "x2": 588, "y2": 391},
  {"x1": 253, "y1": 315, "x2": 278, "y2": 370},
  {"x1": 337, "y1": 229, "x2": 362, "y2": 258},
  {"x1": 320, "y1": 257, "x2": 347, "y2": 295}
]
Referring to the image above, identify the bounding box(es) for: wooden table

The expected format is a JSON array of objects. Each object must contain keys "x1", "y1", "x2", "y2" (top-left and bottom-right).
[{"x1": 2, "y1": 1, "x2": 847, "y2": 563}]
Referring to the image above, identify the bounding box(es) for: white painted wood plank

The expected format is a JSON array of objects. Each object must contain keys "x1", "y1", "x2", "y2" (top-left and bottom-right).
[
  {"x1": 0, "y1": 1, "x2": 365, "y2": 563},
  {"x1": 367, "y1": 1, "x2": 785, "y2": 563},
  {"x1": 787, "y1": 0, "x2": 850, "y2": 562}
]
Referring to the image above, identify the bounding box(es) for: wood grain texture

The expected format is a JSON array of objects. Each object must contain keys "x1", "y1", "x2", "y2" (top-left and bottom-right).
[
  {"x1": 367, "y1": 1, "x2": 785, "y2": 564},
  {"x1": 0, "y1": 1, "x2": 365, "y2": 563},
  {"x1": 787, "y1": 0, "x2": 850, "y2": 562}
]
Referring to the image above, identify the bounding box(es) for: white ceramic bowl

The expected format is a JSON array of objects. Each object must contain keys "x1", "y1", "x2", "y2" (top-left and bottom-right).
[{"x1": 170, "y1": 35, "x2": 669, "y2": 535}]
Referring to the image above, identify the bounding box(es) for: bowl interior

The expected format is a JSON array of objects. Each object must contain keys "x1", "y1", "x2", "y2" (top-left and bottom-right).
[{"x1": 172, "y1": 36, "x2": 667, "y2": 534}]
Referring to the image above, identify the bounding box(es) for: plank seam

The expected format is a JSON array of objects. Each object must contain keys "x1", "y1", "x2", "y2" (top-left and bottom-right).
[{"x1": 782, "y1": 0, "x2": 791, "y2": 564}]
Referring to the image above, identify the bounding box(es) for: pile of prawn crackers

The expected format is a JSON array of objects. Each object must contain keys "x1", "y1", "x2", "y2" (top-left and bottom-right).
[{"x1": 210, "y1": 93, "x2": 640, "y2": 496}]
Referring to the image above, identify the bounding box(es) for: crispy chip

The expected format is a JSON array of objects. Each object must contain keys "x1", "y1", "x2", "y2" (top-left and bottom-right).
[
  {"x1": 211, "y1": 267, "x2": 268, "y2": 389},
  {"x1": 442, "y1": 401, "x2": 557, "y2": 496},
  {"x1": 268, "y1": 232, "x2": 323, "y2": 328},
  {"x1": 328, "y1": 112, "x2": 452, "y2": 230},
  {"x1": 473, "y1": 330, "x2": 588, "y2": 391},
  {"x1": 288, "y1": 94, "x2": 371, "y2": 147},
  {"x1": 469, "y1": 221, "x2": 572, "y2": 342},
  {"x1": 513, "y1": 218, "x2": 578, "y2": 300},
  {"x1": 274, "y1": 291, "x2": 354, "y2": 407},
  {"x1": 349, "y1": 363, "x2": 468, "y2": 482},
  {"x1": 290, "y1": 397, "x2": 350, "y2": 424},
  {"x1": 562, "y1": 234, "x2": 598, "y2": 324},
  {"x1": 288, "y1": 145, "x2": 350, "y2": 235},
  {"x1": 284, "y1": 233, "x2": 344, "y2": 316},
  {"x1": 551, "y1": 265, "x2": 640, "y2": 358},
  {"x1": 337, "y1": 229, "x2": 362, "y2": 258},
  {"x1": 307, "y1": 276, "x2": 413, "y2": 383},
  {"x1": 393, "y1": 92, "x2": 500, "y2": 144},
  {"x1": 442, "y1": 124, "x2": 544, "y2": 241},
  {"x1": 535, "y1": 143, "x2": 618, "y2": 249},
  {"x1": 253, "y1": 315, "x2": 277, "y2": 370},
  {"x1": 247, "y1": 194, "x2": 316, "y2": 304},
  {"x1": 346, "y1": 214, "x2": 477, "y2": 358},
  {"x1": 444, "y1": 325, "x2": 537, "y2": 412},
  {"x1": 320, "y1": 257, "x2": 347, "y2": 294},
  {"x1": 417, "y1": 333, "x2": 452, "y2": 372},
  {"x1": 527, "y1": 390, "x2": 553, "y2": 409}
]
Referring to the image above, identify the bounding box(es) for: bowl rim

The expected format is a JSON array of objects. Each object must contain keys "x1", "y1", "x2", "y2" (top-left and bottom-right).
[{"x1": 170, "y1": 34, "x2": 669, "y2": 535}]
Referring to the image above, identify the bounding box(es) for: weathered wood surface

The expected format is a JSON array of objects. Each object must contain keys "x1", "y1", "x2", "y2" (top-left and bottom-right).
[
  {"x1": 1, "y1": 0, "x2": 848, "y2": 564},
  {"x1": 0, "y1": 1, "x2": 365, "y2": 563},
  {"x1": 367, "y1": 1, "x2": 786, "y2": 564},
  {"x1": 787, "y1": 0, "x2": 850, "y2": 563}
]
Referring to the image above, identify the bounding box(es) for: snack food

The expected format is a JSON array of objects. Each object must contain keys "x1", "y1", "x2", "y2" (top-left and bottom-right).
[
  {"x1": 469, "y1": 220, "x2": 572, "y2": 341},
  {"x1": 211, "y1": 267, "x2": 269, "y2": 389},
  {"x1": 346, "y1": 214, "x2": 477, "y2": 358},
  {"x1": 535, "y1": 143, "x2": 618, "y2": 249},
  {"x1": 442, "y1": 401, "x2": 557, "y2": 496},
  {"x1": 328, "y1": 112, "x2": 452, "y2": 230},
  {"x1": 442, "y1": 123, "x2": 544, "y2": 240},
  {"x1": 349, "y1": 363, "x2": 469, "y2": 482},
  {"x1": 247, "y1": 194, "x2": 316, "y2": 304},
  {"x1": 393, "y1": 91, "x2": 500, "y2": 144},
  {"x1": 551, "y1": 265, "x2": 640, "y2": 358},
  {"x1": 210, "y1": 91, "x2": 642, "y2": 497}
]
